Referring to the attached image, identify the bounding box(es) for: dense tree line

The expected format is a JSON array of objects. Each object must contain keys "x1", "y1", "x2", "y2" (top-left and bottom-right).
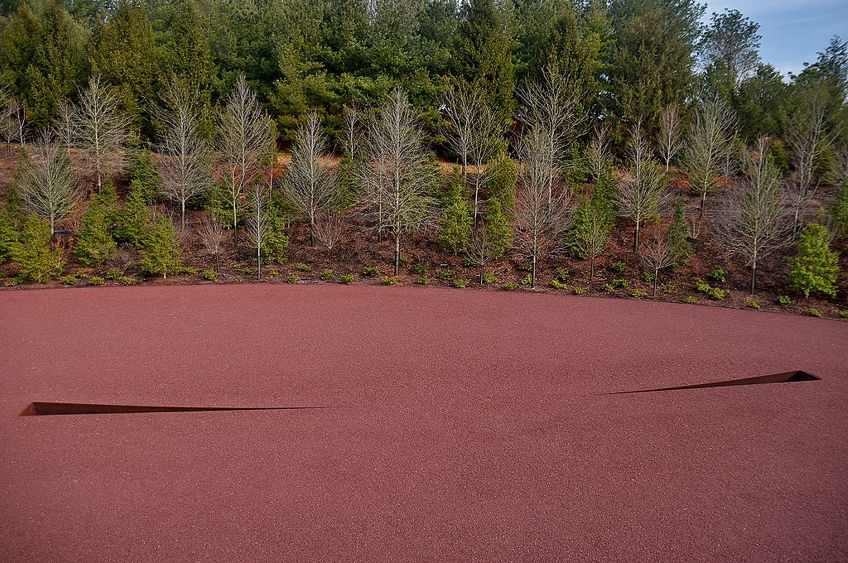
[{"x1": 0, "y1": 0, "x2": 846, "y2": 308}]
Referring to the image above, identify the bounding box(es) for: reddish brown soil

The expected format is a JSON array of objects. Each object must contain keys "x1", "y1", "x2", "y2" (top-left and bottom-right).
[{"x1": 1, "y1": 285, "x2": 846, "y2": 560}]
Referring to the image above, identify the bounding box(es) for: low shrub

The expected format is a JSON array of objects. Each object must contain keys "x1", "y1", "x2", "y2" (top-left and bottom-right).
[
  {"x1": 746, "y1": 297, "x2": 760, "y2": 309},
  {"x1": 807, "y1": 307, "x2": 822, "y2": 318},
  {"x1": 516, "y1": 262, "x2": 532, "y2": 272},
  {"x1": 339, "y1": 274, "x2": 355, "y2": 285},
  {"x1": 609, "y1": 261, "x2": 626, "y2": 273},
  {"x1": 437, "y1": 268, "x2": 454, "y2": 281},
  {"x1": 482, "y1": 271, "x2": 497, "y2": 285},
  {"x1": 643, "y1": 272, "x2": 656, "y2": 283},
  {"x1": 411, "y1": 263, "x2": 427, "y2": 275},
  {"x1": 838, "y1": 310, "x2": 848, "y2": 319},
  {"x1": 612, "y1": 278, "x2": 629, "y2": 289},
  {"x1": 631, "y1": 289, "x2": 648, "y2": 299},
  {"x1": 550, "y1": 278, "x2": 567, "y2": 290},
  {"x1": 118, "y1": 276, "x2": 139, "y2": 285},
  {"x1": 286, "y1": 274, "x2": 299, "y2": 284},
  {"x1": 88, "y1": 276, "x2": 105, "y2": 286},
  {"x1": 501, "y1": 281, "x2": 518, "y2": 291},
  {"x1": 415, "y1": 275, "x2": 428, "y2": 285},
  {"x1": 553, "y1": 267, "x2": 569, "y2": 282},
  {"x1": 684, "y1": 295, "x2": 699, "y2": 304},
  {"x1": 105, "y1": 268, "x2": 123, "y2": 281},
  {"x1": 60, "y1": 274, "x2": 78, "y2": 286},
  {"x1": 380, "y1": 276, "x2": 397, "y2": 286},
  {"x1": 520, "y1": 273, "x2": 532, "y2": 285},
  {"x1": 202, "y1": 269, "x2": 218, "y2": 282},
  {"x1": 320, "y1": 269, "x2": 335, "y2": 281},
  {"x1": 694, "y1": 279, "x2": 726, "y2": 301},
  {"x1": 295, "y1": 262, "x2": 312, "y2": 272},
  {"x1": 776, "y1": 295, "x2": 791, "y2": 305},
  {"x1": 708, "y1": 267, "x2": 726, "y2": 283},
  {"x1": 572, "y1": 286, "x2": 585, "y2": 295},
  {"x1": 181, "y1": 266, "x2": 199, "y2": 276},
  {"x1": 602, "y1": 282, "x2": 615, "y2": 294},
  {"x1": 361, "y1": 265, "x2": 379, "y2": 277},
  {"x1": 452, "y1": 278, "x2": 469, "y2": 288}
]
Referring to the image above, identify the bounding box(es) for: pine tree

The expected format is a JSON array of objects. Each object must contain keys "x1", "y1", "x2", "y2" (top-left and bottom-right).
[
  {"x1": 0, "y1": 206, "x2": 20, "y2": 263},
  {"x1": 830, "y1": 180, "x2": 848, "y2": 239},
  {"x1": 484, "y1": 197, "x2": 513, "y2": 258},
  {"x1": 140, "y1": 213, "x2": 181, "y2": 279},
  {"x1": 126, "y1": 146, "x2": 161, "y2": 204},
  {"x1": 74, "y1": 185, "x2": 119, "y2": 266},
  {"x1": 454, "y1": 0, "x2": 516, "y2": 125},
  {"x1": 439, "y1": 171, "x2": 473, "y2": 254},
  {"x1": 788, "y1": 223, "x2": 839, "y2": 298},
  {"x1": 117, "y1": 180, "x2": 151, "y2": 246},
  {"x1": 668, "y1": 199, "x2": 692, "y2": 265},
  {"x1": 486, "y1": 151, "x2": 518, "y2": 211},
  {"x1": 11, "y1": 215, "x2": 63, "y2": 282},
  {"x1": 263, "y1": 197, "x2": 289, "y2": 265},
  {"x1": 569, "y1": 196, "x2": 611, "y2": 281}
]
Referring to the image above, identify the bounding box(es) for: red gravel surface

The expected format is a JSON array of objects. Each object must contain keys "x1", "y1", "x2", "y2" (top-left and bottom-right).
[{"x1": 1, "y1": 285, "x2": 846, "y2": 561}]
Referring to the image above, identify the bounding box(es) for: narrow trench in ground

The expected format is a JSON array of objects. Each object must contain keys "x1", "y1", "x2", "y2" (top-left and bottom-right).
[
  {"x1": 19, "y1": 402, "x2": 322, "y2": 416},
  {"x1": 609, "y1": 371, "x2": 820, "y2": 395}
]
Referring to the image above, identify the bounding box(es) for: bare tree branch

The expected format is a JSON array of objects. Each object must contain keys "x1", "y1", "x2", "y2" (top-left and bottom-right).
[
  {"x1": 217, "y1": 75, "x2": 276, "y2": 237},
  {"x1": 197, "y1": 217, "x2": 227, "y2": 272},
  {"x1": 784, "y1": 94, "x2": 831, "y2": 235},
  {"x1": 74, "y1": 76, "x2": 130, "y2": 192},
  {"x1": 19, "y1": 133, "x2": 79, "y2": 236},
  {"x1": 361, "y1": 87, "x2": 437, "y2": 274},
  {"x1": 682, "y1": 98, "x2": 736, "y2": 217},
  {"x1": 714, "y1": 137, "x2": 793, "y2": 293},
  {"x1": 156, "y1": 80, "x2": 212, "y2": 229},
  {"x1": 513, "y1": 124, "x2": 573, "y2": 288},
  {"x1": 283, "y1": 112, "x2": 337, "y2": 246},
  {"x1": 617, "y1": 122, "x2": 668, "y2": 253},
  {"x1": 657, "y1": 104, "x2": 684, "y2": 173}
]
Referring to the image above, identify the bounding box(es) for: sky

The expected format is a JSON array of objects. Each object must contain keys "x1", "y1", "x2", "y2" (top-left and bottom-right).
[{"x1": 704, "y1": 0, "x2": 848, "y2": 77}]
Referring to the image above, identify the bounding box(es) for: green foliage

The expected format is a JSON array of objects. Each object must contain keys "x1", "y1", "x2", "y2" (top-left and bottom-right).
[
  {"x1": 361, "y1": 265, "x2": 379, "y2": 277},
  {"x1": 482, "y1": 271, "x2": 497, "y2": 285},
  {"x1": 501, "y1": 281, "x2": 518, "y2": 291},
  {"x1": 520, "y1": 273, "x2": 532, "y2": 285},
  {"x1": 126, "y1": 148, "x2": 161, "y2": 204},
  {"x1": 838, "y1": 310, "x2": 848, "y2": 319},
  {"x1": 631, "y1": 289, "x2": 648, "y2": 299},
  {"x1": 684, "y1": 295, "x2": 699, "y2": 304},
  {"x1": 830, "y1": 180, "x2": 848, "y2": 239},
  {"x1": 380, "y1": 276, "x2": 397, "y2": 286},
  {"x1": 694, "y1": 279, "x2": 727, "y2": 300},
  {"x1": 87, "y1": 275, "x2": 105, "y2": 286},
  {"x1": 139, "y1": 214, "x2": 181, "y2": 279},
  {"x1": 485, "y1": 152, "x2": 517, "y2": 209},
  {"x1": 437, "y1": 268, "x2": 455, "y2": 281},
  {"x1": 11, "y1": 215, "x2": 63, "y2": 282},
  {"x1": 550, "y1": 278, "x2": 567, "y2": 290},
  {"x1": 415, "y1": 275, "x2": 428, "y2": 285},
  {"x1": 609, "y1": 261, "x2": 626, "y2": 273},
  {"x1": 708, "y1": 267, "x2": 726, "y2": 283},
  {"x1": 295, "y1": 262, "x2": 312, "y2": 272},
  {"x1": 286, "y1": 273, "x2": 300, "y2": 284},
  {"x1": 0, "y1": 206, "x2": 20, "y2": 263},
  {"x1": 262, "y1": 203, "x2": 289, "y2": 265},
  {"x1": 788, "y1": 223, "x2": 839, "y2": 298},
  {"x1": 201, "y1": 269, "x2": 218, "y2": 282},
  {"x1": 483, "y1": 198, "x2": 513, "y2": 259},
  {"x1": 451, "y1": 278, "x2": 469, "y2": 288},
  {"x1": 776, "y1": 295, "x2": 792, "y2": 305},
  {"x1": 335, "y1": 155, "x2": 364, "y2": 209},
  {"x1": 74, "y1": 186, "x2": 119, "y2": 266},
  {"x1": 746, "y1": 297, "x2": 761, "y2": 309},
  {"x1": 60, "y1": 274, "x2": 78, "y2": 285},
  {"x1": 439, "y1": 172, "x2": 473, "y2": 254},
  {"x1": 338, "y1": 273, "x2": 355, "y2": 285},
  {"x1": 807, "y1": 307, "x2": 822, "y2": 318},
  {"x1": 320, "y1": 268, "x2": 335, "y2": 281},
  {"x1": 668, "y1": 199, "x2": 692, "y2": 266},
  {"x1": 454, "y1": 0, "x2": 515, "y2": 125},
  {"x1": 116, "y1": 180, "x2": 152, "y2": 246},
  {"x1": 572, "y1": 286, "x2": 586, "y2": 295},
  {"x1": 569, "y1": 195, "x2": 612, "y2": 260}
]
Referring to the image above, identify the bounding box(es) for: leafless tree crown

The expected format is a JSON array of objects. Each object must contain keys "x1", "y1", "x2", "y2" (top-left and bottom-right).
[
  {"x1": 657, "y1": 104, "x2": 684, "y2": 173},
  {"x1": 156, "y1": 80, "x2": 212, "y2": 229},
  {"x1": 617, "y1": 123, "x2": 668, "y2": 252},
  {"x1": 784, "y1": 94, "x2": 831, "y2": 233},
  {"x1": 361, "y1": 87, "x2": 437, "y2": 274},
  {"x1": 714, "y1": 137, "x2": 793, "y2": 293},
  {"x1": 217, "y1": 75, "x2": 277, "y2": 232},
  {"x1": 283, "y1": 111, "x2": 337, "y2": 245},
  {"x1": 19, "y1": 134, "x2": 79, "y2": 235},
  {"x1": 74, "y1": 76, "x2": 130, "y2": 191},
  {"x1": 514, "y1": 124, "x2": 573, "y2": 288},
  {"x1": 682, "y1": 98, "x2": 736, "y2": 216}
]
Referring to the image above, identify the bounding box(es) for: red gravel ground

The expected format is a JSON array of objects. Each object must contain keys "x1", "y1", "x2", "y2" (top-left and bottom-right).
[{"x1": 1, "y1": 285, "x2": 846, "y2": 561}]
